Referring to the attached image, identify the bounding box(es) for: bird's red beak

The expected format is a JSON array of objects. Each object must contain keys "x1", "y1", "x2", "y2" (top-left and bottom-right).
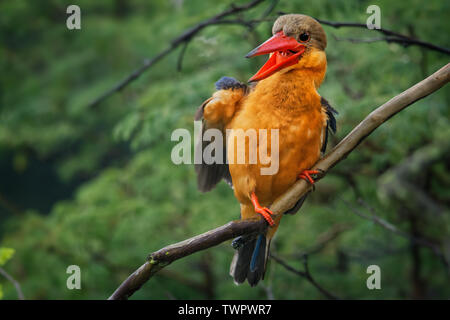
[{"x1": 246, "y1": 31, "x2": 306, "y2": 82}]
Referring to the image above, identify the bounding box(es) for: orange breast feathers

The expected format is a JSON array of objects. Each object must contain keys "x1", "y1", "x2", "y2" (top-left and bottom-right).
[
  {"x1": 227, "y1": 70, "x2": 326, "y2": 224},
  {"x1": 201, "y1": 69, "x2": 327, "y2": 226}
]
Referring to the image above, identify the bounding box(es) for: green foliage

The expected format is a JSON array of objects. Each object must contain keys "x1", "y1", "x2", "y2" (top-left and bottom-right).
[
  {"x1": 0, "y1": 247, "x2": 15, "y2": 299},
  {"x1": 0, "y1": 248, "x2": 15, "y2": 266},
  {"x1": 0, "y1": 0, "x2": 449, "y2": 299}
]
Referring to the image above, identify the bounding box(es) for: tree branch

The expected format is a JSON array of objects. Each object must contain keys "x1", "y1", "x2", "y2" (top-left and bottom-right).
[
  {"x1": 278, "y1": 12, "x2": 450, "y2": 55},
  {"x1": 88, "y1": 0, "x2": 268, "y2": 109},
  {"x1": 270, "y1": 253, "x2": 339, "y2": 300},
  {"x1": 315, "y1": 19, "x2": 450, "y2": 55},
  {"x1": 108, "y1": 219, "x2": 267, "y2": 300},
  {"x1": 295, "y1": 223, "x2": 351, "y2": 257},
  {"x1": 108, "y1": 63, "x2": 449, "y2": 300},
  {"x1": 342, "y1": 197, "x2": 448, "y2": 268},
  {"x1": 0, "y1": 267, "x2": 24, "y2": 300}
]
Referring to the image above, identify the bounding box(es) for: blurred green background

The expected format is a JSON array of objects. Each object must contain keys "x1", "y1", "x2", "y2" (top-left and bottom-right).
[{"x1": 0, "y1": 0, "x2": 449, "y2": 300}]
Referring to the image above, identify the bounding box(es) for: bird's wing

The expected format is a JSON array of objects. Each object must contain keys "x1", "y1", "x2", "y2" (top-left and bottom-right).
[
  {"x1": 320, "y1": 97, "x2": 338, "y2": 154},
  {"x1": 194, "y1": 77, "x2": 249, "y2": 192}
]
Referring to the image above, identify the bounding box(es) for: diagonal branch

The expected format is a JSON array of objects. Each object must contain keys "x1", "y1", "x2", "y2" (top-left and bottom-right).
[
  {"x1": 315, "y1": 19, "x2": 450, "y2": 55},
  {"x1": 270, "y1": 253, "x2": 339, "y2": 300},
  {"x1": 88, "y1": 0, "x2": 269, "y2": 109},
  {"x1": 276, "y1": 12, "x2": 450, "y2": 55},
  {"x1": 268, "y1": 63, "x2": 449, "y2": 215},
  {"x1": 108, "y1": 63, "x2": 449, "y2": 300},
  {"x1": 108, "y1": 219, "x2": 267, "y2": 300},
  {"x1": 0, "y1": 267, "x2": 25, "y2": 300},
  {"x1": 342, "y1": 198, "x2": 448, "y2": 267}
]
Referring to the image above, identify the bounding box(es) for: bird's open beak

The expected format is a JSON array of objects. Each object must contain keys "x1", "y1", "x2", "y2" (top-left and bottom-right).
[{"x1": 246, "y1": 31, "x2": 306, "y2": 82}]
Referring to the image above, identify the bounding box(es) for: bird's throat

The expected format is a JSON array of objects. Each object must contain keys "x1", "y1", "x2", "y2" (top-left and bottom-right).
[{"x1": 250, "y1": 66, "x2": 325, "y2": 115}]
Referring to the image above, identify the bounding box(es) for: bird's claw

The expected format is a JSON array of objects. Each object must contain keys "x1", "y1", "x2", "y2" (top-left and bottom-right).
[
  {"x1": 298, "y1": 169, "x2": 323, "y2": 185},
  {"x1": 255, "y1": 206, "x2": 275, "y2": 226},
  {"x1": 251, "y1": 192, "x2": 275, "y2": 226}
]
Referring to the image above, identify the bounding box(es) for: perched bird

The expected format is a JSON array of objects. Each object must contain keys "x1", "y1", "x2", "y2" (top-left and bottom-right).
[{"x1": 195, "y1": 14, "x2": 337, "y2": 286}]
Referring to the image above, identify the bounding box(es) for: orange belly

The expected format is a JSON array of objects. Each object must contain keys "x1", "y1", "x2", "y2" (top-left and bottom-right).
[{"x1": 226, "y1": 82, "x2": 325, "y2": 222}]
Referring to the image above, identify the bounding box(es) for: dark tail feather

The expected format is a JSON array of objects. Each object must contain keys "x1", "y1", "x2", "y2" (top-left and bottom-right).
[
  {"x1": 247, "y1": 235, "x2": 269, "y2": 286},
  {"x1": 230, "y1": 234, "x2": 270, "y2": 286}
]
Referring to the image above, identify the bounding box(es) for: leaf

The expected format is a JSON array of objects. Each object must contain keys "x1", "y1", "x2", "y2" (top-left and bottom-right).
[{"x1": 0, "y1": 248, "x2": 15, "y2": 266}]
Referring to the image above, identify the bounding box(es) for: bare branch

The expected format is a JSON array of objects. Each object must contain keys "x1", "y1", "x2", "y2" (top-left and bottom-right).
[
  {"x1": 315, "y1": 19, "x2": 450, "y2": 55},
  {"x1": 108, "y1": 63, "x2": 449, "y2": 300},
  {"x1": 270, "y1": 254, "x2": 339, "y2": 300},
  {"x1": 0, "y1": 267, "x2": 24, "y2": 300},
  {"x1": 342, "y1": 197, "x2": 448, "y2": 268},
  {"x1": 88, "y1": 47, "x2": 174, "y2": 109},
  {"x1": 260, "y1": 0, "x2": 279, "y2": 19},
  {"x1": 108, "y1": 219, "x2": 267, "y2": 300},
  {"x1": 269, "y1": 253, "x2": 306, "y2": 277},
  {"x1": 276, "y1": 12, "x2": 450, "y2": 55},
  {"x1": 333, "y1": 35, "x2": 405, "y2": 44},
  {"x1": 176, "y1": 41, "x2": 189, "y2": 72},
  {"x1": 88, "y1": 0, "x2": 268, "y2": 109},
  {"x1": 295, "y1": 223, "x2": 351, "y2": 257}
]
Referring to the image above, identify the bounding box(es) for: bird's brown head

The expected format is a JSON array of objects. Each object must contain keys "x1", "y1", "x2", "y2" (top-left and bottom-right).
[{"x1": 246, "y1": 14, "x2": 327, "y2": 82}]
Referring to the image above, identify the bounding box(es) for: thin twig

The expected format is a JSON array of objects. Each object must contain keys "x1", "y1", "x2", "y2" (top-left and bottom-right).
[
  {"x1": 270, "y1": 253, "x2": 339, "y2": 300},
  {"x1": 318, "y1": 19, "x2": 450, "y2": 55},
  {"x1": 0, "y1": 267, "x2": 24, "y2": 300},
  {"x1": 342, "y1": 197, "x2": 447, "y2": 267},
  {"x1": 260, "y1": 0, "x2": 279, "y2": 20},
  {"x1": 278, "y1": 12, "x2": 450, "y2": 55},
  {"x1": 176, "y1": 41, "x2": 189, "y2": 72},
  {"x1": 88, "y1": 0, "x2": 267, "y2": 109},
  {"x1": 88, "y1": 46, "x2": 173, "y2": 109},
  {"x1": 295, "y1": 223, "x2": 351, "y2": 257},
  {"x1": 333, "y1": 35, "x2": 403, "y2": 44}
]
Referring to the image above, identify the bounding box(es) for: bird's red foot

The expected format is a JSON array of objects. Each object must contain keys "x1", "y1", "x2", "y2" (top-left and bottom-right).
[
  {"x1": 251, "y1": 192, "x2": 274, "y2": 226},
  {"x1": 298, "y1": 169, "x2": 321, "y2": 185}
]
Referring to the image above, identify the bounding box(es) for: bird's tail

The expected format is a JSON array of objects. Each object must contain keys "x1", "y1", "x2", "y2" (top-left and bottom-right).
[{"x1": 229, "y1": 233, "x2": 271, "y2": 286}]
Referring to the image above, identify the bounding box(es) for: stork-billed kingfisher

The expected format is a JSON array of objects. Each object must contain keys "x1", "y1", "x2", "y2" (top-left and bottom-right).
[{"x1": 194, "y1": 14, "x2": 337, "y2": 286}]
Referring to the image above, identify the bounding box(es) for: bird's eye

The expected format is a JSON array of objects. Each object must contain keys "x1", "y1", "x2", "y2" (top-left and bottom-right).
[{"x1": 299, "y1": 32, "x2": 310, "y2": 42}]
